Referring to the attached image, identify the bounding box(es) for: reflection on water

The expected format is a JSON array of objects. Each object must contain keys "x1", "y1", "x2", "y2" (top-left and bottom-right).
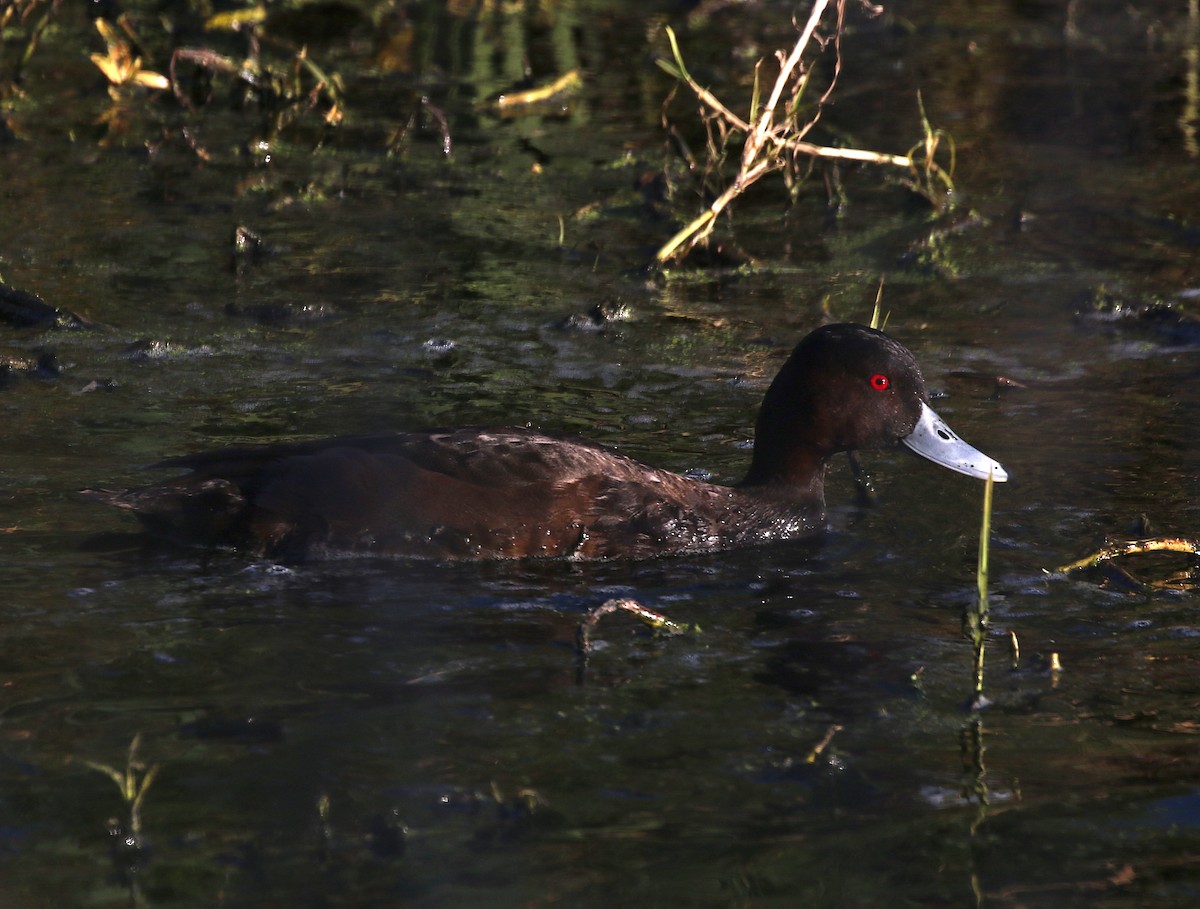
[{"x1": 2, "y1": 0, "x2": 1200, "y2": 906}]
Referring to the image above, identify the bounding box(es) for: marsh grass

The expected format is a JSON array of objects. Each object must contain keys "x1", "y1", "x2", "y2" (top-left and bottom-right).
[
  {"x1": 964, "y1": 471, "x2": 995, "y2": 711},
  {"x1": 77, "y1": 734, "x2": 161, "y2": 838}
]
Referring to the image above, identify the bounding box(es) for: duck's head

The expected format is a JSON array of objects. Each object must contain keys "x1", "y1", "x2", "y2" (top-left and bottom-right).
[{"x1": 744, "y1": 323, "x2": 1007, "y2": 487}]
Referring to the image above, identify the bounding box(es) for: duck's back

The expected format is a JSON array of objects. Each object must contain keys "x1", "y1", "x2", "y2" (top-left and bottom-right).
[{"x1": 93, "y1": 429, "x2": 823, "y2": 561}]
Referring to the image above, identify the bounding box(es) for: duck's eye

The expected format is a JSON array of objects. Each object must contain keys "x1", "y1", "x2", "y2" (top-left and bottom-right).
[{"x1": 869, "y1": 373, "x2": 890, "y2": 391}]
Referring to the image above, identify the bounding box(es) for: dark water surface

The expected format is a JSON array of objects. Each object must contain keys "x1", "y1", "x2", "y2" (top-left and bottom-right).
[{"x1": 3, "y1": 0, "x2": 1200, "y2": 905}]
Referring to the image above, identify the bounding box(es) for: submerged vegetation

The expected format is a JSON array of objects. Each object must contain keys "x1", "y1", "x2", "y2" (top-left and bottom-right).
[
  {"x1": 0, "y1": 0, "x2": 58, "y2": 87},
  {"x1": 4, "y1": 0, "x2": 447, "y2": 158},
  {"x1": 0, "y1": 0, "x2": 962, "y2": 267},
  {"x1": 7, "y1": 1, "x2": 1200, "y2": 903}
]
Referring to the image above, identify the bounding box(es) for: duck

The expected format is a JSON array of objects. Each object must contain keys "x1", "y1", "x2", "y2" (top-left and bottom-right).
[{"x1": 86, "y1": 323, "x2": 1007, "y2": 561}]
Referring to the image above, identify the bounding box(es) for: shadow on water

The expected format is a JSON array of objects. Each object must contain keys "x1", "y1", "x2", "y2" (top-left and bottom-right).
[{"x1": 3, "y1": 0, "x2": 1200, "y2": 906}]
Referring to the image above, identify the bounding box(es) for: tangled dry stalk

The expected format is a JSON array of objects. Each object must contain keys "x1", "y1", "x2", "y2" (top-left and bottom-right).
[{"x1": 656, "y1": 0, "x2": 954, "y2": 264}]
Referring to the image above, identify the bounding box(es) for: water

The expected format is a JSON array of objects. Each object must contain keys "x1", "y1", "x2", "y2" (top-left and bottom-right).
[{"x1": 3, "y1": 0, "x2": 1200, "y2": 905}]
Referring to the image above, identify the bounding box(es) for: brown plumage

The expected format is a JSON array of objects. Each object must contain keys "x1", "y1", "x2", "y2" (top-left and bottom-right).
[{"x1": 85, "y1": 324, "x2": 1007, "y2": 561}]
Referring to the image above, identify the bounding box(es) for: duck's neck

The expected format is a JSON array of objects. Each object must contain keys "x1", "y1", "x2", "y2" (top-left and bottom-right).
[
  {"x1": 738, "y1": 441, "x2": 827, "y2": 505},
  {"x1": 737, "y1": 358, "x2": 827, "y2": 499}
]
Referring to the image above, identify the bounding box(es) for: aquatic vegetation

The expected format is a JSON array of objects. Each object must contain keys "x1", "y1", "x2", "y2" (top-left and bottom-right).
[
  {"x1": 165, "y1": 17, "x2": 346, "y2": 157},
  {"x1": 76, "y1": 733, "x2": 161, "y2": 842},
  {"x1": 964, "y1": 470, "x2": 996, "y2": 711},
  {"x1": 1, "y1": 0, "x2": 585, "y2": 151},
  {"x1": 4, "y1": 2, "x2": 347, "y2": 152},
  {"x1": 1055, "y1": 537, "x2": 1200, "y2": 590},
  {"x1": 655, "y1": 0, "x2": 955, "y2": 264},
  {"x1": 90, "y1": 16, "x2": 169, "y2": 94},
  {"x1": 576, "y1": 597, "x2": 691, "y2": 654},
  {"x1": 387, "y1": 96, "x2": 453, "y2": 159},
  {"x1": 490, "y1": 68, "x2": 582, "y2": 115},
  {"x1": 574, "y1": 598, "x2": 696, "y2": 685},
  {"x1": 0, "y1": 0, "x2": 59, "y2": 90}
]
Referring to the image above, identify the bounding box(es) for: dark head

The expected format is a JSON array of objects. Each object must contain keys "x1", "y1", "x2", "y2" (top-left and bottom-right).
[{"x1": 742, "y1": 323, "x2": 1006, "y2": 488}]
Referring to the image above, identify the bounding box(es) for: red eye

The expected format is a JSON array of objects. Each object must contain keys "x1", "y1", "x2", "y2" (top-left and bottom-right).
[{"x1": 870, "y1": 373, "x2": 890, "y2": 391}]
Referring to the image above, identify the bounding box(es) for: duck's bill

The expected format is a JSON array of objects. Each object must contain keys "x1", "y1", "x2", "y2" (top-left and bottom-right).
[{"x1": 901, "y1": 401, "x2": 1008, "y2": 482}]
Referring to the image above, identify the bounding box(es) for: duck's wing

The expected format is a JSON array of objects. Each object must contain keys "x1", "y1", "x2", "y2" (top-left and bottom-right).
[
  {"x1": 244, "y1": 429, "x2": 678, "y2": 559},
  {"x1": 88, "y1": 429, "x2": 793, "y2": 560},
  {"x1": 96, "y1": 429, "x2": 659, "y2": 558},
  {"x1": 153, "y1": 428, "x2": 630, "y2": 486}
]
